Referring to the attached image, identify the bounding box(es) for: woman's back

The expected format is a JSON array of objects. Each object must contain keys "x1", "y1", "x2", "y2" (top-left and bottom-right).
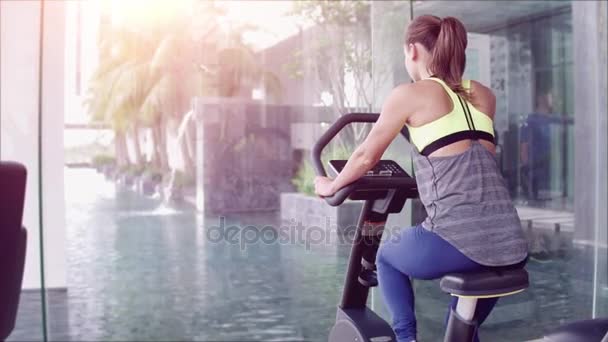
[
  {"x1": 406, "y1": 78, "x2": 528, "y2": 267},
  {"x1": 407, "y1": 78, "x2": 497, "y2": 157}
]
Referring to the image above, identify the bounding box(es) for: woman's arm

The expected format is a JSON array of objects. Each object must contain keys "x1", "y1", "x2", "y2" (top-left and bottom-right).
[{"x1": 315, "y1": 84, "x2": 415, "y2": 196}]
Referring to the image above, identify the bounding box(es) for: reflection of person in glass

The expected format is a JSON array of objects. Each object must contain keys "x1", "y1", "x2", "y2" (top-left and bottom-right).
[
  {"x1": 313, "y1": 15, "x2": 527, "y2": 342},
  {"x1": 520, "y1": 92, "x2": 554, "y2": 203}
]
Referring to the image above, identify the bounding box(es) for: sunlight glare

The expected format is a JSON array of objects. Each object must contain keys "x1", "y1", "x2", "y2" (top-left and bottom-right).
[
  {"x1": 218, "y1": 1, "x2": 301, "y2": 49},
  {"x1": 107, "y1": 0, "x2": 194, "y2": 30},
  {"x1": 105, "y1": 0, "x2": 307, "y2": 50}
]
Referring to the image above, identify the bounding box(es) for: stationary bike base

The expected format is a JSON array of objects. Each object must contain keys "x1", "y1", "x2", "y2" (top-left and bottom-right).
[{"x1": 329, "y1": 307, "x2": 396, "y2": 342}]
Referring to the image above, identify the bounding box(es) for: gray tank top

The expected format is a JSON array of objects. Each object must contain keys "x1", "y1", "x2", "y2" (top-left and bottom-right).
[{"x1": 412, "y1": 142, "x2": 528, "y2": 266}]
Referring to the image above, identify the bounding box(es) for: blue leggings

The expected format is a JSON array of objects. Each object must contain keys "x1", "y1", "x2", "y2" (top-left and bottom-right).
[{"x1": 377, "y1": 225, "x2": 513, "y2": 342}]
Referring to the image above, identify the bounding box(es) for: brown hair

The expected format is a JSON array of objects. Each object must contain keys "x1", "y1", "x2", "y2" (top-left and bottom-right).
[{"x1": 405, "y1": 15, "x2": 469, "y2": 100}]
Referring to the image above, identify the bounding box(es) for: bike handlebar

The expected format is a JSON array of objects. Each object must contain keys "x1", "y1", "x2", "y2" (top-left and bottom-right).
[{"x1": 311, "y1": 113, "x2": 413, "y2": 206}]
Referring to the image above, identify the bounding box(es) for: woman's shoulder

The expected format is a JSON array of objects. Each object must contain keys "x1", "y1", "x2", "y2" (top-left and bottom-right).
[
  {"x1": 469, "y1": 80, "x2": 496, "y2": 117},
  {"x1": 389, "y1": 81, "x2": 435, "y2": 112},
  {"x1": 469, "y1": 80, "x2": 495, "y2": 99},
  {"x1": 401, "y1": 78, "x2": 448, "y2": 97},
  {"x1": 386, "y1": 82, "x2": 430, "y2": 106}
]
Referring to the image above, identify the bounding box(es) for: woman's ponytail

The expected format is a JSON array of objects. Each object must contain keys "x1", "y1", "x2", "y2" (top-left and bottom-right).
[{"x1": 406, "y1": 15, "x2": 470, "y2": 100}]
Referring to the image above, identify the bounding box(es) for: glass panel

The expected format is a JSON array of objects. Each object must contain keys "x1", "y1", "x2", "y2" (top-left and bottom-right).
[
  {"x1": 31, "y1": 0, "x2": 604, "y2": 341},
  {"x1": 1, "y1": 1, "x2": 46, "y2": 341},
  {"x1": 594, "y1": 0, "x2": 608, "y2": 319},
  {"x1": 54, "y1": 1, "x2": 410, "y2": 341},
  {"x1": 599, "y1": 234, "x2": 608, "y2": 316},
  {"x1": 367, "y1": 1, "x2": 416, "y2": 321},
  {"x1": 409, "y1": 1, "x2": 592, "y2": 341}
]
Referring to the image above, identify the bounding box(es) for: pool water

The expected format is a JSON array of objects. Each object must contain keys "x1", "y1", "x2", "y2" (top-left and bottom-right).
[{"x1": 10, "y1": 168, "x2": 605, "y2": 341}]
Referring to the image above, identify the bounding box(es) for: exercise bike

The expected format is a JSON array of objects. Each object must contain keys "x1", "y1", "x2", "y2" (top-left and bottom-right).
[{"x1": 313, "y1": 113, "x2": 529, "y2": 342}]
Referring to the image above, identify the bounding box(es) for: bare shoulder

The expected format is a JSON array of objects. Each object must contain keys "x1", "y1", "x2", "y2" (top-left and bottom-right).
[
  {"x1": 383, "y1": 83, "x2": 417, "y2": 109},
  {"x1": 391, "y1": 81, "x2": 436, "y2": 105},
  {"x1": 391, "y1": 82, "x2": 418, "y2": 97},
  {"x1": 470, "y1": 80, "x2": 496, "y2": 118},
  {"x1": 470, "y1": 80, "x2": 495, "y2": 99},
  {"x1": 380, "y1": 82, "x2": 423, "y2": 121}
]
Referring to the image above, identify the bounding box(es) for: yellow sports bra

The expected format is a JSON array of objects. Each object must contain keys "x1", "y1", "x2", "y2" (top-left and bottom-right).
[{"x1": 405, "y1": 77, "x2": 495, "y2": 156}]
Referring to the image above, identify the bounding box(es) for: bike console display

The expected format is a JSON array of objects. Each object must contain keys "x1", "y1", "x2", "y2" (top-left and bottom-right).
[{"x1": 329, "y1": 160, "x2": 409, "y2": 178}]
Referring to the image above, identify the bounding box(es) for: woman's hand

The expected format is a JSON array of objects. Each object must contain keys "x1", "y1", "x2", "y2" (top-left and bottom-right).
[{"x1": 314, "y1": 176, "x2": 337, "y2": 197}]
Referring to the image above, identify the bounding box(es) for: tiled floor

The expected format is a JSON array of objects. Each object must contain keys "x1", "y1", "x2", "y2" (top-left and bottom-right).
[{"x1": 7, "y1": 168, "x2": 606, "y2": 341}]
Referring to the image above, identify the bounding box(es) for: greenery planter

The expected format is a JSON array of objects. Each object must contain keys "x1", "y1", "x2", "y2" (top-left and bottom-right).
[
  {"x1": 280, "y1": 192, "x2": 363, "y2": 235},
  {"x1": 117, "y1": 173, "x2": 136, "y2": 189},
  {"x1": 137, "y1": 176, "x2": 161, "y2": 197},
  {"x1": 92, "y1": 155, "x2": 116, "y2": 174},
  {"x1": 101, "y1": 164, "x2": 117, "y2": 179},
  {"x1": 136, "y1": 171, "x2": 163, "y2": 197},
  {"x1": 167, "y1": 186, "x2": 184, "y2": 202}
]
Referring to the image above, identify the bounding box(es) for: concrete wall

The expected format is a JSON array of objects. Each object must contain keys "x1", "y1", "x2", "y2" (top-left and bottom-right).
[
  {"x1": 573, "y1": 1, "x2": 607, "y2": 245},
  {"x1": 0, "y1": 0, "x2": 67, "y2": 289},
  {"x1": 192, "y1": 98, "x2": 383, "y2": 214}
]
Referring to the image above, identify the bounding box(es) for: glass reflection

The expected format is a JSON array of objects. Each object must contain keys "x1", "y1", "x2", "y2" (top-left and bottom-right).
[{"x1": 19, "y1": 0, "x2": 602, "y2": 341}]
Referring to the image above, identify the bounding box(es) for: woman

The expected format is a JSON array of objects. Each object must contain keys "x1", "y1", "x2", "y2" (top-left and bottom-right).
[{"x1": 314, "y1": 15, "x2": 528, "y2": 342}]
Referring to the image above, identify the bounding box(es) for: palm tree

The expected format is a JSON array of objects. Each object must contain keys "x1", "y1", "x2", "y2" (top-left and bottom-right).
[
  {"x1": 85, "y1": 22, "x2": 135, "y2": 167},
  {"x1": 86, "y1": 1, "x2": 282, "y2": 181},
  {"x1": 139, "y1": 15, "x2": 217, "y2": 174},
  {"x1": 141, "y1": 11, "x2": 282, "y2": 178}
]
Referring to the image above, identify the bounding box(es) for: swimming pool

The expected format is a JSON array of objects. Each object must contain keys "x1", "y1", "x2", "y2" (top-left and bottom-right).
[{"x1": 10, "y1": 168, "x2": 603, "y2": 341}]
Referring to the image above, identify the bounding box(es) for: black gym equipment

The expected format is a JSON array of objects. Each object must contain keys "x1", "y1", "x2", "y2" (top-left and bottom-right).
[
  {"x1": 544, "y1": 318, "x2": 608, "y2": 341},
  {"x1": 0, "y1": 162, "x2": 28, "y2": 341},
  {"x1": 313, "y1": 113, "x2": 530, "y2": 342}
]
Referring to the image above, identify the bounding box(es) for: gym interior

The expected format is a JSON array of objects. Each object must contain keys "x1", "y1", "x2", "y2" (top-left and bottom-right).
[{"x1": 0, "y1": 0, "x2": 606, "y2": 341}]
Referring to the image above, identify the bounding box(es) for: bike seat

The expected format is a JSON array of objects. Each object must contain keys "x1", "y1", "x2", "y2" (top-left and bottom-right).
[{"x1": 440, "y1": 268, "x2": 529, "y2": 298}]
